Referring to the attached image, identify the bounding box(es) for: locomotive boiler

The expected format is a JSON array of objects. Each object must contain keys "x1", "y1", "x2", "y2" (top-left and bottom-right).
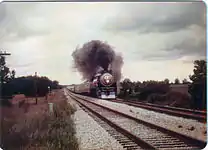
[
  {"x1": 70, "y1": 70, "x2": 117, "y2": 100},
  {"x1": 90, "y1": 70, "x2": 117, "y2": 99}
]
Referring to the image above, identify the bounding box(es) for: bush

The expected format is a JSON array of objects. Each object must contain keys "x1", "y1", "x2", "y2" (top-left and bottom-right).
[
  {"x1": 0, "y1": 100, "x2": 78, "y2": 150},
  {"x1": 117, "y1": 90, "x2": 125, "y2": 98},
  {"x1": 147, "y1": 93, "x2": 166, "y2": 103},
  {"x1": 146, "y1": 91, "x2": 192, "y2": 108},
  {"x1": 128, "y1": 92, "x2": 141, "y2": 100},
  {"x1": 138, "y1": 83, "x2": 170, "y2": 100}
]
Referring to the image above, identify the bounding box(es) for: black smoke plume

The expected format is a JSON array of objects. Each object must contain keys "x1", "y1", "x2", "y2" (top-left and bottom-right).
[{"x1": 72, "y1": 40, "x2": 123, "y2": 82}]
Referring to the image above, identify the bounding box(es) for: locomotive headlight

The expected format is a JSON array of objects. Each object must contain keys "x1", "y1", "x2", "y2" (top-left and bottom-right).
[
  {"x1": 100, "y1": 73, "x2": 114, "y2": 86},
  {"x1": 104, "y1": 77, "x2": 110, "y2": 83},
  {"x1": 106, "y1": 79, "x2": 110, "y2": 83}
]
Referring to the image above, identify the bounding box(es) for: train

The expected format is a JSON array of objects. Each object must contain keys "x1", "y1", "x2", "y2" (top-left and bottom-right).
[{"x1": 68, "y1": 70, "x2": 118, "y2": 99}]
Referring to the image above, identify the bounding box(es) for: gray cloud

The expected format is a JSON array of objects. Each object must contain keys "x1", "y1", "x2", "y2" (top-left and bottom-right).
[
  {"x1": 144, "y1": 32, "x2": 205, "y2": 61},
  {"x1": 103, "y1": 2, "x2": 206, "y2": 61},
  {"x1": 0, "y1": 2, "x2": 205, "y2": 83},
  {"x1": 104, "y1": 2, "x2": 205, "y2": 33},
  {"x1": 0, "y1": 3, "x2": 50, "y2": 41},
  {"x1": 168, "y1": 37, "x2": 205, "y2": 56}
]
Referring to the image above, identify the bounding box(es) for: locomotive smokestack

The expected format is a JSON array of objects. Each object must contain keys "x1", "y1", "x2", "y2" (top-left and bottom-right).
[{"x1": 71, "y1": 40, "x2": 123, "y2": 82}]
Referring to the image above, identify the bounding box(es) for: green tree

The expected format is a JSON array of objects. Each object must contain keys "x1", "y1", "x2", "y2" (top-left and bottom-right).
[
  {"x1": 188, "y1": 60, "x2": 206, "y2": 110},
  {"x1": 164, "y1": 78, "x2": 170, "y2": 84},
  {"x1": 0, "y1": 56, "x2": 15, "y2": 98},
  {"x1": 174, "y1": 78, "x2": 180, "y2": 84},
  {"x1": 182, "y1": 78, "x2": 188, "y2": 84},
  {"x1": 10, "y1": 76, "x2": 61, "y2": 97},
  {"x1": 120, "y1": 78, "x2": 132, "y2": 96},
  {"x1": 52, "y1": 80, "x2": 59, "y2": 89},
  {"x1": 10, "y1": 70, "x2": 15, "y2": 80},
  {"x1": 134, "y1": 81, "x2": 141, "y2": 92},
  {"x1": 0, "y1": 56, "x2": 15, "y2": 83}
]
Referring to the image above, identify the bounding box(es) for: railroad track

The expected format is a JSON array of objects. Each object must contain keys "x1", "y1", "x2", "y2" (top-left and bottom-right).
[
  {"x1": 110, "y1": 99, "x2": 206, "y2": 122},
  {"x1": 67, "y1": 91, "x2": 206, "y2": 150},
  {"x1": 79, "y1": 103, "x2": 144, "y2": 150}
]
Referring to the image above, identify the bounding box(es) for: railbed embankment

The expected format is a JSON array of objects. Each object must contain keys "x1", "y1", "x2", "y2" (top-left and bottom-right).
[{"x1": 64, "y1": 89, "x2": 125, "y2": 150}]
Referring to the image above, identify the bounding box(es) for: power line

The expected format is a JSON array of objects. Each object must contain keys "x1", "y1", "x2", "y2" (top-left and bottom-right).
[{"x1": 0, "y1": 50, "x2": 11, "y2": 56}]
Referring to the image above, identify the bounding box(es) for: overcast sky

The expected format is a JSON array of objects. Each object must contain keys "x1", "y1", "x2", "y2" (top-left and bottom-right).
[{"x1": 0, "y1": 2, "x2": 206, "y2": 84}]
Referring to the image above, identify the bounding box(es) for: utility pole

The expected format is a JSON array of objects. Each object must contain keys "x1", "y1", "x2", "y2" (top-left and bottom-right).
[
  {"x1": 0, "y1": 50, "x2": 11, "y2": 100},
  {"x1": 34, "y1": 72, "x2": 38, "y2": 104}
]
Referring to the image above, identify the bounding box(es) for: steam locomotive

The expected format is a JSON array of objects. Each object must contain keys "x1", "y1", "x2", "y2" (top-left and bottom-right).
[{"x1": 69, "y1": 70, "x2": 117, "y2": 99}]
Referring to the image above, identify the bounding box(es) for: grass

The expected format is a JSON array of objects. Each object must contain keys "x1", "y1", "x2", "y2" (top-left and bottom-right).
[{"x1": 0, "y1": 90, "x2": 79, "y2": 150}]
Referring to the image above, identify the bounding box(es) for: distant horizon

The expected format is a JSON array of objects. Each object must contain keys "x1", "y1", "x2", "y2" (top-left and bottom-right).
[
  {"x1": 1, "y1": 2, "x2": 206, "y2": 85},
  {"x1": 13, "y1": 69, "x2": 195, "y2": 85}
]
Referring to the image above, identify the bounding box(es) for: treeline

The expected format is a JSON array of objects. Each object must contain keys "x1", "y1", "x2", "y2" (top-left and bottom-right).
[
  {"x1": 119, "y1": 80, "x2": 170, "y2": 99},
  {"x1": 2, "y1": 76, "x2": 62, "y2": 98},
  {"x1": 0, "y1": 55, "x2": 62, "y2": 101},
  {"x1": 119, "y1": 60, "x2": 206, "y2": 110}
]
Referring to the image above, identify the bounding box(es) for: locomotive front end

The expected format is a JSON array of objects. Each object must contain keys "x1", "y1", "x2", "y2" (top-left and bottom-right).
[{"x1": 99, "y1": 72, "x2": 117, "y2": 99}]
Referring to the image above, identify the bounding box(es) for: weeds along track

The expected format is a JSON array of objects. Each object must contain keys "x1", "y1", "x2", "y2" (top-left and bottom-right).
[
  {"x1": 67, "y1": 91, "x2": 206, "y2": 150},
  {"x1": 111, "y1": 99, "x2": 206, "y2": 122}
]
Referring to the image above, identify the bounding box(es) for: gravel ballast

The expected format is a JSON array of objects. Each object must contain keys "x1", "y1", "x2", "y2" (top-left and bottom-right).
[
  {"x1": 78, "y1": 95, "x2": 206, "y2": 142},
  {"x1": 64, "y1": 89, "x2": 125, "y2": 150}
]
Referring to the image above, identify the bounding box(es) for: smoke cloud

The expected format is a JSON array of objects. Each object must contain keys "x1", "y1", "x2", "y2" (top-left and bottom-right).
[{"x1": 72, "y1": 40, "x2": 123, "y2": 82}]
